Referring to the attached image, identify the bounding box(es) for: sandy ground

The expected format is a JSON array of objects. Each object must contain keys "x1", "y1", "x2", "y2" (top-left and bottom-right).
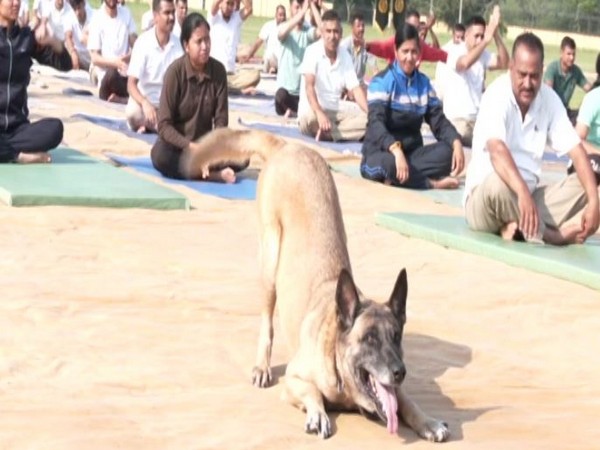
[{"x1": 1, "y1": 69, "x2": 599, "y2": 450}]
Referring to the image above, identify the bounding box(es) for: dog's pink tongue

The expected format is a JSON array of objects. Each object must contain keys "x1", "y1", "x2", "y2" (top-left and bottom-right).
[{"x1": 375, "y1": 380, "x2": 398, "y2": 434}]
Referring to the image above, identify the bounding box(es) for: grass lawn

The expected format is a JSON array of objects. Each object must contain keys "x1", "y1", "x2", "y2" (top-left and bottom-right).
[{"x1": 97, "y1": 1, "x2": 596, "y2": 107}]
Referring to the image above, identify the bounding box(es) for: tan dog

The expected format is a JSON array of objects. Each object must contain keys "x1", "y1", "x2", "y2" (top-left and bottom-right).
[{"x1": 183, "y1": 128, "x2": 450, "y2": 442}]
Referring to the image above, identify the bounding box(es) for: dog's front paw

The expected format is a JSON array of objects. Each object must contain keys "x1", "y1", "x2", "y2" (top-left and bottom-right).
[
  {"x1": 418, "y1": 418, "x2": 450, "y2": 443},
  {"x1": 251, "y1": 366, "x2": 272, "y2": 388},
  {"x1": 304, "y1": 410, "x2": 332, "y2": 439}
]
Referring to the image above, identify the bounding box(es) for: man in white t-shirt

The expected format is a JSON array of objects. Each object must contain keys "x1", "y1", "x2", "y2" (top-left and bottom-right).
[
  {"x1": 32, "y1": 0, "x2": 73, "y2": 41},
  {"x1": 240, "y1": 4, "x2": 286, "y2": 73},
  {"x1": 433, "y1": 22, "x2": 464, "y2": 100},
  {"x1": 65, "y1": 0, "x2": 94, "y2": 70},
  {"x1": 298, "y1": 9, "x2": 367, "y2": 142},
  {"x1": 87, "y1": 0, "x2": 137, "y2": 102},
  {"x1": 464, "y1": 32, "x2": 599, "y2": 246},
  {"x1": 443, "y1": 6, "x2": 508, "y2": 147},
  {"x1": 208, "y1": 0, "x2": 259, "y2": 94},
  {"x1": 126, "y1": 0, "x2": 182, "y2": 133}
]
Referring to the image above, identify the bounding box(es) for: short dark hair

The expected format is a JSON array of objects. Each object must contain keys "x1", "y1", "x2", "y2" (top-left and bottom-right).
[
  {"x1": 153, "y1": 0, "x2": 173, "y2": 13},
  {"x1": 465, "y1": 15, "x2": 486, "y2": 28},
  {"x1": 321, "y1": 9, "x2": 340, "y2": 23},
  {"x1": 395, "y1": 23, "x2": 420, "y2": 50},
  {"x1": 68, "y1": 0, "x2": 85, "y2": 9},
  {"x1": 453, "y1": 23, "x2": 465, "y2": 33},
  {"x1": 560, "y1": 36, "x2": 576, "y2": 50},
  {"x1": 180, "y1": 12, "x2": 210, "y2": 47},
  {"x1": 349, "y1": 10, "x2": 364, "y2": 24},
  {"x1": 512, "y1": 32, "x2": 544, "y2": 64},
  {"x1": 406, "y1": 8, "x2": 420, "y2": 20}
]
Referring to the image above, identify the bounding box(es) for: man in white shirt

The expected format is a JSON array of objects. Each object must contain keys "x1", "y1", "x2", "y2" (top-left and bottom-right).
[
  {"x1": 298, "y1": 9, "x2": 367, "y2": 142},
  {"x1": 172, "y1": 0, "x2": 187, "y2": 38},
  {"x1": 65, "y1": 0, "x2": 94, "y2": 70},
  {"x1": 208, "y1": 0, "x2": 259, "y2": 94},
  {"x1": 239, "y1": 4, "x2": 286, "y2": 73},
  {"x1": 126, "y1": 0, "x2": 182, "y2": 133},
  {"x1": 463, "y1": 32, "x2": 599, "y2": 246},
  {"x1": 35, "y1": 0, "x2": 74, "y2": 41},
  {"x1": 87, "y1": 0, "x2": 137, "y2": 102},
  {"x1": 434, "y1": 22, "x2": 464, "y2": 100},
  {"x1": 443, "y1": 6, "x2": 508, "y2": 147}
]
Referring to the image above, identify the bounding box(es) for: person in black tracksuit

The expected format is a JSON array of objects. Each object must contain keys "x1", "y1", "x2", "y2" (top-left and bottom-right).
[
  {"x1": 361, "y1": 24, "x2": 464, "y2": 190},
  {"x1": 0, "y1": 8, "x2": 72, "y2": 163}
]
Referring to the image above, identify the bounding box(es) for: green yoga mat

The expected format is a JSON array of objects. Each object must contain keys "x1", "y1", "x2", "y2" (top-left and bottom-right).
[
  {"x1": 329, "y1": 162, "x2": 465, "y2": 208},
  {"x1": 0, "y1": 148, "x2": 189, "y2": 210},
  {"x1": 376, "y1": 212, "x2": 600, "y2": 291}
]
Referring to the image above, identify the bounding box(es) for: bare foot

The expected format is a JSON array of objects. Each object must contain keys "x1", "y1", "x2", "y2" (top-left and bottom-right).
[
  {"x1": 202, "y1": 167, "x2": 237, "y2": 184},
  {"x1": 429, "y1": 176, "x2": 460, "y2": 189},
  {"x1": 219, "y1": 167, "x2": 236, "y2": 184},
  {"x1": 500, "y1": 222, "x2": 519, "y2": 241},
  {"x1": 544, "y1": 223, "x2": 584, "y2": 245},
  {"x1": 107, "y1": 93, "x2": 128, "y2": 104},
  {"x1": 240, "y1": 87, "x2": 257, "y2": 95},
  {"x1": 16, "y1": 152, "x2": 52, "y2": 164}
]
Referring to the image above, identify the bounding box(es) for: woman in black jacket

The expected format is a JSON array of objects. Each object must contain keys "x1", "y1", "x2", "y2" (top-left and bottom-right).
[{"x1": 0, "y1": 4, "x2": 72, "y2": 164}]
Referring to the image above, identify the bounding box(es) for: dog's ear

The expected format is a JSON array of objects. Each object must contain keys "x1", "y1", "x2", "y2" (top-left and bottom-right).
[
  {"x1": 387, "y1": 268, "x2": 407, "y2": 325},
  {"x1": 336, "y1": 268, "x2": 360, "y2": 331}
]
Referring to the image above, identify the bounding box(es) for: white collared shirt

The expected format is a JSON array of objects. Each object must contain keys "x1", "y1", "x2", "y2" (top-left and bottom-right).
[
  {"x1": 208, "y1": 9, "x2": 243, "y2": 73},
  {"x1": 127, "y1": 27, "x2": 183, "y2": 105},
  {"x1": 297, "y1": 40, "x2": 359, "y2": 118},
  {"x1": 464, "y1": 73, "x2": 580, "y2": 201}
]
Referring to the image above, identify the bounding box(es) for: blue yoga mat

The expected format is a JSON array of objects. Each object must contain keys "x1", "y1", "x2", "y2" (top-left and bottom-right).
[
  {"x1": 229, "y1": 97, "x2": 278, "y2": 117},
  {"x1": 72, "y1": 113, "x2": 158, "y2": 144},
  {"x1": 105, "y1": 153, "x2": 258, "y2": 200},
  {"x1": 238, "y1": 118, "x2": 363, "y2": 155}
]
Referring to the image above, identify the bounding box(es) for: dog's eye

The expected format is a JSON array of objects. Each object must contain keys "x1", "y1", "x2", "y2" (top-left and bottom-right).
[{"x1": 364, "y1": 332, "x2": 378, "y2": 345}]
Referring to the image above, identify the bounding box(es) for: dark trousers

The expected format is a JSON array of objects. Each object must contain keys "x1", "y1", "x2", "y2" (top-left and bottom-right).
[
  {"x1": 151, "y1": 138, "x2": 250, "y2": 179},
  {"x1": 99, "y1": 68, "x2": 129, "y2": 101},
  {"x1": 0, "y1": 118, "x2": 64, "y2": 162},
  {"x1": 360, "y1": 141, "x2": 453, "y2": 189},
  {"x1": 275, "y1": 88, "x2": 299, "y2": 116}
]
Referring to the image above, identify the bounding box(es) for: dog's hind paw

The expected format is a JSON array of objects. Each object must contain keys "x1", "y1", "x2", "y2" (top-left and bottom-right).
[
  {"x1": 304, "y1": 411, "x2": 332, "y2": 439},
  {"x1": 419, "y1": 419, "x2": 450, "y2": 443},
  {"x1": 251, "y1": 366, "x2": 272, "y2": 388}
]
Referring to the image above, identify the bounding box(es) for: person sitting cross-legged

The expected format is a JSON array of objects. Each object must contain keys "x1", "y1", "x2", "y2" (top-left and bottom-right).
[
  {"x1": 360, "y1": 24, "x2": 464, "y2": 190},
  {"x1": 297, "y1": 9, "x2": 367, "y2": 142},
  {"x1": 464, "y1": 32, "x2": 599, "y2": 246},
  {"x1": 151, "y1": 13, "x2": 248, "y2": 182},
  {"x1": 126, "y1": 0, "x2": 183, "y2": 133},
  {"x1": 0, "y1": 0, "x2": 72, "y2": 164}
]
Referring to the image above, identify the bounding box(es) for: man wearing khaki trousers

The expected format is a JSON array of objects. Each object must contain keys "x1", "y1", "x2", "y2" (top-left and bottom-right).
[{"x1": 463, "y1": 32, "x2": 599, "y2": 245}]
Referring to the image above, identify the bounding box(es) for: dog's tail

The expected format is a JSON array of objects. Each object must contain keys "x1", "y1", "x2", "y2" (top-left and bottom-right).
[{"x1": 181, "y1": 128, "x2": 286, "y2": 179}]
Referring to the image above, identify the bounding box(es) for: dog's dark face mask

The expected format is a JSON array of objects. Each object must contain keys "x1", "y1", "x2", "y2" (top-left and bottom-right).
[{"x1": 335, "y1": 269, "x2": 408, "y2": 434}]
